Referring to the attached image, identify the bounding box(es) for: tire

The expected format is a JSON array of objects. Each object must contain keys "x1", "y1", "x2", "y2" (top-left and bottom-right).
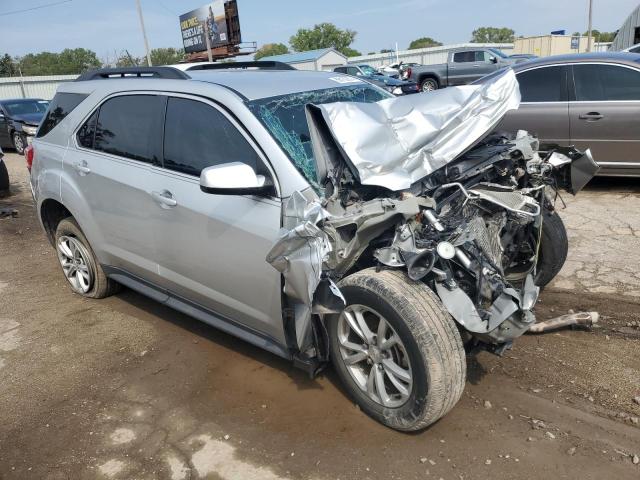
[
  {"x1": 328, "y1": 268, "x2": 466, "y2": 431},
  {"x1": 0, "y1": 159, "x2": 9, "y2": 194},
  {"x1": 420, "y1": 78, "x2": 438, "y2": 92},
  {"x1": 54, "y1": 217, "x2": 120, "y2": 298},
  {"x1": 535, "y1": 209, "x2": 568, "y2": 288},
  {"x1": 12, "y1": 132, "x2": 25, "y2": 155}
]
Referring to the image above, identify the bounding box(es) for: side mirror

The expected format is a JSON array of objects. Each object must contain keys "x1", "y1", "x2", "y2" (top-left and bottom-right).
[
  {"x1": 489, "y1": 56, "x2": 498, "y2": 64},
  {"x1": 355, "y1": 71, "x2": 363, "y2": 76},
  {"x1": 200, "y1": 162, "x2": 272, "y2": 196},
  {"x1": 0, "y1": 113, "x2": 4, "y2": 119}
]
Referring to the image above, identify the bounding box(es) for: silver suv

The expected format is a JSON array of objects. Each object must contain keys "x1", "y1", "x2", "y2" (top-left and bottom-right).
[{"x1": 30, "y1": 65, "x2": 596, "y2": 431}]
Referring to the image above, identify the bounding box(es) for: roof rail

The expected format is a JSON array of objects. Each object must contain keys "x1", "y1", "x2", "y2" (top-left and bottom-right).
[
  {"x1": 185, "y1": 61, "x2": 295, "y2": 71},
  {"x1": 75, "y1": 67, "x2": 190, "y2": 81}
]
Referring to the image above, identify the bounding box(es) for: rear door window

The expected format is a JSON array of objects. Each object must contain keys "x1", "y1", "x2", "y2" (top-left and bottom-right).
[
  {"x1": 92, "y1": 95, "x2": 164, "y2": 164},
  {"x1": 37, "y1": 93, "x2": 88, "y2": 138},
  {"x1": 163, "y1": 97, "x2": 260, "y2": 177},
  {"x1": 573, "y1": 64, "x2": 640, "y2": 101},
  {"x1": 453, "y1": 51, "x2": 476, "y2": 63},
  {"x1": 516, "y1": 66, "x2": 568, "y2": 102}
]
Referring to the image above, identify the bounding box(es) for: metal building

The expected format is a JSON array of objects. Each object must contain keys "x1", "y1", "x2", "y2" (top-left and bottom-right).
[
  {"x1": 611, "y1": 4, "x2": 640, "y2": 50},
  {"x1": 259, "y1": 48, "x2": 347, "y2": 71}
]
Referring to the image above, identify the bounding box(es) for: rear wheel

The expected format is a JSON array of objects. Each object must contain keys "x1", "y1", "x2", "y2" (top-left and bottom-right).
[
  {"x1": 420, "y1": 78, "x2": 438, "y2": 92},
  {"x1": 328, "y1": 268, "x2": 466, "y2": 431},
  {"x1": 54, "y1": 217, "x2": 120, "y2": 298}
]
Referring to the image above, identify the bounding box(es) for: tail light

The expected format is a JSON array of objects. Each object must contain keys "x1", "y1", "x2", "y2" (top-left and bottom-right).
[
  {"x1": 25, "y1": 145, "x2": 34, "y2": 172},
  {"x1": 406, "y1": 67, "x2": 412, "y2": 79}
]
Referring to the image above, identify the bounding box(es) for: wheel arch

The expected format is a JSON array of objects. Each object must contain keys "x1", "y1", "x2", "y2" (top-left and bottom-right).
[
  {"x1": 40, "y1": 198, "x2": 72, "y2": 245},
  {"x1": 417, "y1": 73, "x2": 440, "y2": 88}
]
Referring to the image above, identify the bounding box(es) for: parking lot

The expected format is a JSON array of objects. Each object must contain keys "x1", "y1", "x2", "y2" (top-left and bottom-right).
[{"x1": 0, "y1": 151, "x2": 639, "y2": 479}]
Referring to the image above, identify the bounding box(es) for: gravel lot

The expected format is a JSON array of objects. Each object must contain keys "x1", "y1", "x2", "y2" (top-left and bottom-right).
[{"x1": 1, "y1": 151, "x2": 639, "y2": 480}]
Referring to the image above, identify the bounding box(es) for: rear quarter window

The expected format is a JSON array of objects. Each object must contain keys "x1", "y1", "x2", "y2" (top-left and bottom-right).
[{"x1": 37, "y1": 93, "x2": 88, "y2": 138}]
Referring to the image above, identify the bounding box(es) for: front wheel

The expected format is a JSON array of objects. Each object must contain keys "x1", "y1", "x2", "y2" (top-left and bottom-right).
[
  {"x1": 12, "y1": 132, "x2": 25, "y2": 155},
  {"x1": 328, "y1": 268, "x2": 466, "y2": 431},
  {"x1": 535, "y1": 209, "x2": 568, "y2": 287}
]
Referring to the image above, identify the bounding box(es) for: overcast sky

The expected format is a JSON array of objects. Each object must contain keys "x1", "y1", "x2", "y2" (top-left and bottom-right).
[{"x1": 1, "y1": 0, "x2": 637, "y2": 59}]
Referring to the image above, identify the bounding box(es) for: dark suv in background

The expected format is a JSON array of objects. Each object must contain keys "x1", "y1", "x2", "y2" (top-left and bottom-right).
[
  {"x1": 0, "y1": 98, "x2": 49, "y2": 154},
  {"x1": 333, "y1": 64, "x2": 419, "y2": 95}
]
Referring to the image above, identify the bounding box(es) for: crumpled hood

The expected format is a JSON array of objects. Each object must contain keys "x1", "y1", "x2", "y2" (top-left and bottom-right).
[{"x1": 308, "y1": 68, "x2": 520, "y2": 191}]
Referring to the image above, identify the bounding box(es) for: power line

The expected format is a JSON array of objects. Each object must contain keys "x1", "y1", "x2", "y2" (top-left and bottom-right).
[{"x1": 0, "y1": 0, "x2": 73, "y2": 17}]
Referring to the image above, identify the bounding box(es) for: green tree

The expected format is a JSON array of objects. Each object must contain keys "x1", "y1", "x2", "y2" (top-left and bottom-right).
[
  {"x1": 408, "y1": 37, "x2": 442, "y2": 49},
  {"x1": 254, "y1": 43, "x2": 289, "y2": 60},
  {"x1": 583, "y1": 30, "x2": 616, "y2": 42},
  {"x1": 19, "y1": 48, "x2": 101, "y2": 75},
  {"x1": 289, "y1": 23, "x2": 357, "y2": 56},
  {"x1": 0, "y1": 54, "x2": 17, "y2": 76},
  {"x1": 342, "y1": 47, "x2": 361, "y2": 57},
  {"x1": 471, "y1": 27, "x2": 515, "y2": 43},
  {"x1": 150, "y1": 47, "x2": 185, "y2": 65},
  {"x1": 115, "y1": 51, "x2": 140, "y2": 67}
]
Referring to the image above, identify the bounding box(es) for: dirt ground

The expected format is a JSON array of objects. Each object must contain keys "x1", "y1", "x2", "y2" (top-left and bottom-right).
[{"x1": 1, "y1": 152, "x2": 639, "y2": 480}]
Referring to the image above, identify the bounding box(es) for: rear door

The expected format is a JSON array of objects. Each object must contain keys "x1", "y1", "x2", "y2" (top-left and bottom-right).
[
  {"x1": 497, "y1": 65, "x2": 570, "y2": 145},
  {"x1": 65, "y1": 93, "x2": 167, "y2": 285},
  {"x1": 151, "y1": 95, "x2": 285, "y2": 345},
  {"x1": 569, "y1": 63, "x2": 640, "y2": 172},
  {"x1": 449, "y1": 51, "x2": 477, "y2": 85}
]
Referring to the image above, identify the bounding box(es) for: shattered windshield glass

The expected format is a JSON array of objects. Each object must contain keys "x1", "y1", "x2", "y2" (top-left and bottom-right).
[{"x1": 248, "y1": 85, "x2": 389, "y2": 189}]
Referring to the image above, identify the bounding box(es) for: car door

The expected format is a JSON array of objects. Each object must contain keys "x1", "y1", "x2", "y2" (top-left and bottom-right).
[
  {"x1": 0, "y1": 105, "x2": 11, "y2": 147},
  {"x1": 151, "y1": 95, "x2": 285, "y2": 345},
  {"x1": 569, "y1": 63, "x2": 640, "y2": 173},
  {"x1": 496, "y1": 65, "x2": 570, "y2": 145},
  {"x1": 65, "y1": 93, "x2": 168, "y2": 286},
  {"x1": 448, "y1": 51, "x2": 477, "y2": 85}
]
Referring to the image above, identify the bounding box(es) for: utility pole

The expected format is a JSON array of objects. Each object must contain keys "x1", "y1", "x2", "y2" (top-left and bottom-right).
[
  {"x1": 135, "y1": 0, "x2": 152, "y2": 66},
  {"x1": 587, "y1": 0, "x2": 593, "y2": 52}
]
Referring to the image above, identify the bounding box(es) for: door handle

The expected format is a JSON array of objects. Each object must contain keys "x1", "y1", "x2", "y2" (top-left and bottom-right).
[
  {"x1": 578, "y1": 112, "x2": 603, "y2": 121},
  {"x1": 73, "y1": 161, "x2": 91, "y2": 175},
  {"x1": 151, "y1": 190, "x2": 177, "y2": 207}
]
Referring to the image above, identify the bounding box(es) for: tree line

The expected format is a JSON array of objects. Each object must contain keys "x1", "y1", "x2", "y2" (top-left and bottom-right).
[
  {"x1": 0, "y1": 47, "x2": 186, "y2": 77},
  {"x1": 1, "y1": 24, "x2": 619, "y2": 76}
]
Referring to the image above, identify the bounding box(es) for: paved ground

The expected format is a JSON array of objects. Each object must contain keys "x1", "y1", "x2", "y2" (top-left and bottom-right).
[{"x1": 1, "y1": 152, "x2": 639, "y2": 480}]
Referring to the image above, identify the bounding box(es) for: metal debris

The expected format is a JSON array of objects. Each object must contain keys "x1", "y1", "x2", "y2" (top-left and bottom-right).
[{"x1": 527, "y1": 312, "x2": 599, "y2": 334}]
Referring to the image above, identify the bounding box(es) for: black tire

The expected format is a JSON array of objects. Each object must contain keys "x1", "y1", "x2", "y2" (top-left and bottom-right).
[
  {"x1": 12, "y1": 132, "x2": 25, "y2": 155},
  {"x1": 0, "y1": 159, "x2": 9, "y2": 195},
  {"x1": 420, "y1": 77, "x2": 439, "y2": 92},
  {"x1": 535, "y1": 209, "x2": 568, "y2": 288},
  {"x1": 328, "y1": 268, "x2": 466, "y2": 431},
  {"x1": 54, "y1": 217, "x2": 120, "y2": 298}
]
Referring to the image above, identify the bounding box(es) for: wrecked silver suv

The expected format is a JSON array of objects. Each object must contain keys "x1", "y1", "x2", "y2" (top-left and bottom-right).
[{"x1": 31, "y1": 66, "x2": 597, "y2": 432}]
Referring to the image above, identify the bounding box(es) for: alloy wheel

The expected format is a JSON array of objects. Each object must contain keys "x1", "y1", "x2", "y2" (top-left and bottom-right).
[
  {"x1": 56, "y1": 235, "x2": 94, "y2": 293},
  {"x1": 13, "y1": 133, "x2": 25, "y2": 155},
  {"x1": 337, "y1": 304, "x2": 413, "y2": 408}
]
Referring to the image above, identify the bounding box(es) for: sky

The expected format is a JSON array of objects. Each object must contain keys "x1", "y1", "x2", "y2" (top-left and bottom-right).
[{"x1": 1, "y1": 0, "x2": 638, "y2": 59}]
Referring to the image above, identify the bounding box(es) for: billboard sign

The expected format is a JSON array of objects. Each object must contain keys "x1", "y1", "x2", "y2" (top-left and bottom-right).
[
  {"x1": 571, "y1": 36, "x2": 580, "y2": 49},
  {"x1": 180, "y1": 1, "x2": 229, "y2": 53}
]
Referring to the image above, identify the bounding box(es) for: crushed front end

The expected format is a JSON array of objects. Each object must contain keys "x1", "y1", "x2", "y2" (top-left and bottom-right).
[{"x1": 266, "y1": 69, "x2": 599, "y2": 366}]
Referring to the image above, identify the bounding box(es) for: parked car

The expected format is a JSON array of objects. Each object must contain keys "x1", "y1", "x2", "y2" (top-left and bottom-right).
[
  {"x1": 489, "y1": 52, "x2": 640, "y2": 176},
  {"x1": 0, "y1": 147, "x2": 8, "y2": 195},
  {"x1": 408, "y1": 47, "x2": 521, "y2": 92},
  {"x1": 333, "y1": 64, "x2": 419, "y2": 95},
  {"x1": 0, "y1": 98, "x2": 49, "y2": 154},
  {"x1": 621, "y1": 43, "x2": 640, "y2": 53},
  {"x1": 29, "y1": 65, "x2": 595, "y2": 431},
  {"x1": 509, "y1": 53, "x2": 539, "y2": 60}
]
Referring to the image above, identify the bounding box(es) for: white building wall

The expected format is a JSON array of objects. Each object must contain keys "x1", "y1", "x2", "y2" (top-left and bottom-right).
[
  {"x1": 0, "y1": 75, "x2": 77, "y2": 100},
  {"x1": 347, "y1": 43, "x2": 515, "y2": 67}
]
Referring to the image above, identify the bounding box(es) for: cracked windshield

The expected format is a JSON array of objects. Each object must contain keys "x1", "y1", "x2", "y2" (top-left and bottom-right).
[{"x1": 248, "y1": 85, "x2": 388, "y2": 188}]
